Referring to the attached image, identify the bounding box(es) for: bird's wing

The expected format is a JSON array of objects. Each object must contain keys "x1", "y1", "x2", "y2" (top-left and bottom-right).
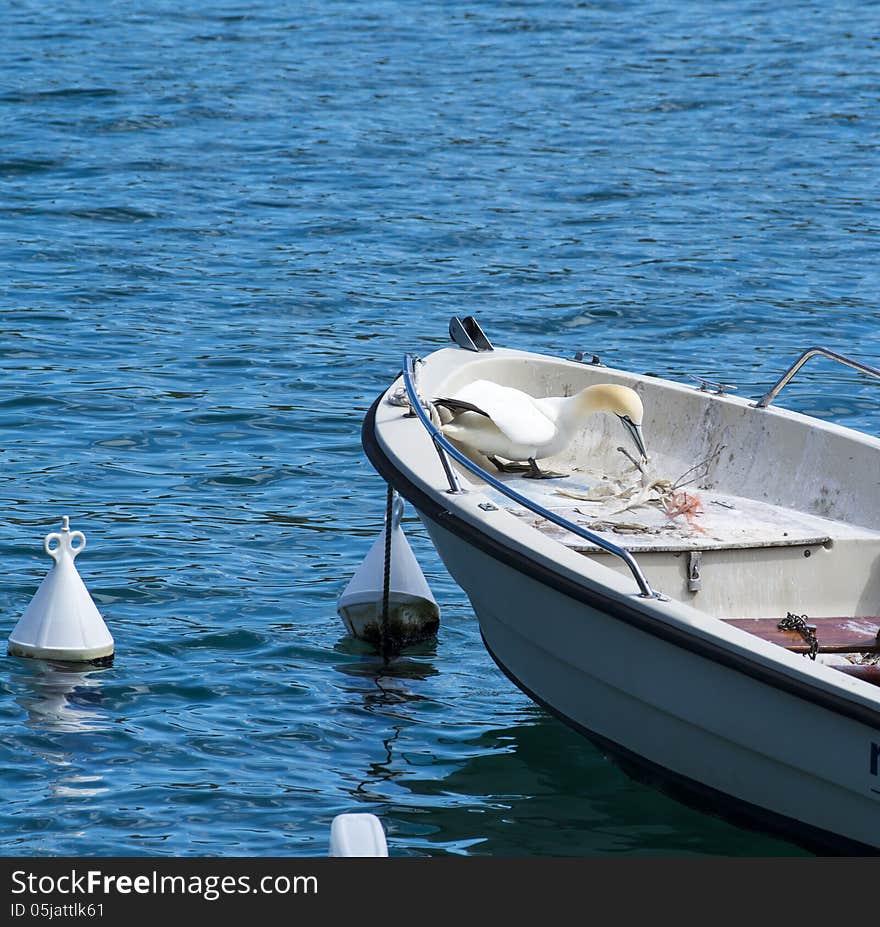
[
  {"x1": 532, "y1": 395, "x2": 569, "y2": 420},
  {"x1": 433, "y1": 396, "x2": 491, "y2": 417},
  {"x1": 452, "y1": 380, "x2": 556, "y2": 446}
]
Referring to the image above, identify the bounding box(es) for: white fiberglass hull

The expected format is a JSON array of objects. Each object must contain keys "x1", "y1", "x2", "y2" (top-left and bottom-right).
[
  {"x1": 363, "y1": 340, "x2": 880, "y2": 854},
  {"x1": 420, "y1": 514, "x2": 879, "y2": 854}
]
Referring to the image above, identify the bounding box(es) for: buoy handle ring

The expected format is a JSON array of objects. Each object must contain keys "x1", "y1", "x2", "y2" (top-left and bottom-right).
[
  {"x1": 391, "y1": 494, "x2": 405, "y2": 531},
  {"x1": 44, "y1": 516, "x2": 86, "y2": 563}
]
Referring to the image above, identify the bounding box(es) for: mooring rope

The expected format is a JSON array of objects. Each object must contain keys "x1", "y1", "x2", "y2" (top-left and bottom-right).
[{"x1": 381, "y1": 482, "x2": 394, "y2": 663}]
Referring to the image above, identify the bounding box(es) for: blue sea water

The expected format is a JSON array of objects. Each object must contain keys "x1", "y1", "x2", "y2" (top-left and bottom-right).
[{"x1": 1, "y1": 0, "x2": 878, "y2": 857}]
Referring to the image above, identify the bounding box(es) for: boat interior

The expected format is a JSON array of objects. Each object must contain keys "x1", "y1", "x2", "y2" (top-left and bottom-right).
[{"x1": 433, "y1": 352, "x2": 880, "y2": 686}]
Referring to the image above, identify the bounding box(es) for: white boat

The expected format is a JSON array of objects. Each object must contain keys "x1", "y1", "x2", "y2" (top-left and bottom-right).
[{"x1": 362, "y1": 317, "x2": 880, "y2": 855}]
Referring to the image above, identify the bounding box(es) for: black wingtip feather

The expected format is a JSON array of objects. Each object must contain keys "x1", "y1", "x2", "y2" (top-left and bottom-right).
[{"x1": 433, "y1": 397, "x2": 491, "y2": 418}]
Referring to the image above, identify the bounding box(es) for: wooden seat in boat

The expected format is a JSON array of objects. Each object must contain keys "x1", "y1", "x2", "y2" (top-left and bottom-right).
[
  {"x1": 834, "y1": 663, "x2": 880, "y2": 685},
  {"x1": 724, "y1": 616, "x2": 880, "y2": 687},
  {"x1": 723, "y1": 617, "x2": 880, "y2": 654}
]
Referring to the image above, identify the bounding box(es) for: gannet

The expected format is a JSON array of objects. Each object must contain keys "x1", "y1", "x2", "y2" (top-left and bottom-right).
[{"x1": 434, "y1": 379, "x2": 646, "y2": 479}]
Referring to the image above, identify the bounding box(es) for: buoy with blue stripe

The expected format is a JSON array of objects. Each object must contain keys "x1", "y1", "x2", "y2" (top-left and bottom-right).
[{"x1": 8, "y1": 517, "x2": 113, "y2": 664}]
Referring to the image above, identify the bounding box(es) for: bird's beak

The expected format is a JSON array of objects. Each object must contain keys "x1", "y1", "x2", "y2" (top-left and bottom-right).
[{"x1": 620, "y1": 416, "x2": 648, "y2": 461}]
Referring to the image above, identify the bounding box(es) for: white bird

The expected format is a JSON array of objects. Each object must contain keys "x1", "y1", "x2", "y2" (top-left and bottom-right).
[{"x1": 434, "y1": 379, "x2": 646, "y2": 479}]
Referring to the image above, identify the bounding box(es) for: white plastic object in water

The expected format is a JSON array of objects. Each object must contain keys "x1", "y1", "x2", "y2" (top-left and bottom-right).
[
  {"x1": 336, "y1": 494, "x2": 440, "y2": 649},
  {"x1": 329, "y1": 813, "x2": 388, "y2": 857},
  {"x1": 8, "y1": 517, "x2": 114, "y2": 663}
]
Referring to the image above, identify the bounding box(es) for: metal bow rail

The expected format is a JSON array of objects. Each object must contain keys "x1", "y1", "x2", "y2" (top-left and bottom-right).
[
  {"x1": 401, "y1": 354, "x2": 660, "y2": 599},
  {"x1": 756, "y1": 346, "x2": 880, "y2": 409}
]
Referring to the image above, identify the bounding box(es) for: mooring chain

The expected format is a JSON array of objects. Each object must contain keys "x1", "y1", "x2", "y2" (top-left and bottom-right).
[
  {"x1": 381, "y1": 483, "x2": 394, "y2": 663},
  {"x1": 778, "y1": 612, "x2": 819, "y2": 660}
]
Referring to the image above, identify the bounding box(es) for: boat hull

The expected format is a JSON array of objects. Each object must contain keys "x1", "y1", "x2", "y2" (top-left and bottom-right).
[
  {"x1": 419, "y1": 511, "x2": 880, "y2": 855},
  {"x1": 361, "y1": 342, "x2": 880, "y2": 855}
]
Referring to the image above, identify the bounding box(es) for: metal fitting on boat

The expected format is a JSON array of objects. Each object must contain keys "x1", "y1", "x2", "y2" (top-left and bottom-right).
[{"x1": 693, "y1": 376, "x2": 737, "y2": 396}]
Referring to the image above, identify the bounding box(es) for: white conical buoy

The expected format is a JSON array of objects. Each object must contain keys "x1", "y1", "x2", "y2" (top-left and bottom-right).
[
  {"x1": 337, "y1": 493, "x2": 440, "y2": 651},
  {"x1": 329, "y1": 813, "x2": 388, "y2": 857},
  {"x1": 8, "y1": 517, "x2": 114, "y2": 664}
]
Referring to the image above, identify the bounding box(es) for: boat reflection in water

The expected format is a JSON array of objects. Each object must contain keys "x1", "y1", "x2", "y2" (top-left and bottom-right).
[{"x1": 332, "y1": 639, "x2": 804, "y2": 856}]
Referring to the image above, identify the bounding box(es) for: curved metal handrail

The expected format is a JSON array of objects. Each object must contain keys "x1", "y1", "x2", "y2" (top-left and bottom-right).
[
  {"x1": 401, "y1": 354, "x2": 660, "y2": 599},
  {"x1": 755, "y1": 346, "x2": 880, "y2": 409}
]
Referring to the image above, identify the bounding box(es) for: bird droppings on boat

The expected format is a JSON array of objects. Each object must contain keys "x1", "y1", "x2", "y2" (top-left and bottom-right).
[{"x1": 815, "y1": 484, "x2": 844, "y2": 518}]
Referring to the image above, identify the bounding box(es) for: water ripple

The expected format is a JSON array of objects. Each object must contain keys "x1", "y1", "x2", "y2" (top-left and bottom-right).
[{"x1": 1, "y1": 0, "x2": 875, "y2": 857}]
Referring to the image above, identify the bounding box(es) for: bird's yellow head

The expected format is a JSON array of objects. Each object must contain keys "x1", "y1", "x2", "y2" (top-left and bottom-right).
[
  {"x1": 582, "y1": 384, "x2": 643, "y2": 424},
  {"x1": 578, "y1": 384, "x2": 647, "y2": 459}
]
